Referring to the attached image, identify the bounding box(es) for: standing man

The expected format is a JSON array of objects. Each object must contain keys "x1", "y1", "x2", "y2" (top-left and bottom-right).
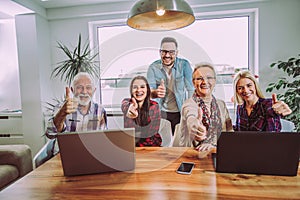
[
  {"x1": 147, "y1": 37, "x2": 194, "y2": 134},
  {"x1": 46, "y1": 72, "x2": 107, "y2": 137}
]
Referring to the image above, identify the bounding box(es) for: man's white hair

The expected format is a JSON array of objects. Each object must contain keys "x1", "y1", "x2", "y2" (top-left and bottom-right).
[{"x1": 72, "y1": 72, "x2": 95, "y2": 88}]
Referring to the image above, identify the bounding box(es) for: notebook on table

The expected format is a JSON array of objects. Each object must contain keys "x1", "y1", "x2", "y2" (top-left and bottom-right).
[
  {"x1": 57, "y1": 128, "x2": 135, "y2": 176},
  {"x1": 215, "y1": 131, "x2": 300, "y2": 176}
]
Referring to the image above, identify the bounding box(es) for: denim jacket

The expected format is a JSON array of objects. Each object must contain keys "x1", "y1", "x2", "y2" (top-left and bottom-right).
[{"x1": 147, "y1": 57, "x2": 194, "y2": 112}]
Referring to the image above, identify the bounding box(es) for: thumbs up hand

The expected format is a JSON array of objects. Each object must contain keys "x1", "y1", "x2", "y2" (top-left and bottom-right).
[
  {"x1": 272, "y1": 93, "x2": 292, "y2": 116},
  {"x1": 127, "y1": 98, "x2": 139, "y2": 119},
  {"x1": 187, "y1": 107, "x2": 207, "y2": 144},
  {"x1": 156, "y1": 79, "x2": 166, "y2": 98},
  {"x1": 192, "y1": 108, "x2": 215, "y2": 153},
  {"x1": 53, "y1": 87, "x2": 78, "y2": 132},
  {"x1": 62, "y1": 87, "x2": 78, "y2": 115}
]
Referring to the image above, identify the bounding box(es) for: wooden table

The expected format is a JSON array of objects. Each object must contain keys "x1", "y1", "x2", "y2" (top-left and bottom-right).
[{"x1": 0, "y1": 147, "x2": 299, "y2": 199}]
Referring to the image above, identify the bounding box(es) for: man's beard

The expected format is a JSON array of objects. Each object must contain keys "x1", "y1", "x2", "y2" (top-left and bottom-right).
[
  {"x1": 162, "y1": 57, "x2": 174, "y2": 67},
  {"x1": 76, "y1": 94, "x2": 91, "y2": 106}
]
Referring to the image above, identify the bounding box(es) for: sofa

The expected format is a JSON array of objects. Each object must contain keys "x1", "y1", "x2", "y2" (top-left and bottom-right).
[{"x1": 0, "y1": 144, "x2": 33, "y2": 191}]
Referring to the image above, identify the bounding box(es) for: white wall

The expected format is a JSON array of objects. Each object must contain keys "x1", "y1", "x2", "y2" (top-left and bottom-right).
[{"x1": 258, "y1": 0, "x2": 300, "y2": 91}]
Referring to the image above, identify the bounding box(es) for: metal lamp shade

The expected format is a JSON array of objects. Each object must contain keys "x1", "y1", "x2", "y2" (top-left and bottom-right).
[{"x1": 127, "y1": 0, "x2": 195, "y2": 31}]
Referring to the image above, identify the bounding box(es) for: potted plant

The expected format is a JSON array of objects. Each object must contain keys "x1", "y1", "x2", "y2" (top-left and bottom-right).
[
  {"x1": 45, "y1": 34, "x2": 100, "y2": 118},
  {"x1": 266, "y1": 54, "x2": 300, "y2": 132},
  {"x1": 51, "y1": 34, "x2": 100, "y2": 85}
]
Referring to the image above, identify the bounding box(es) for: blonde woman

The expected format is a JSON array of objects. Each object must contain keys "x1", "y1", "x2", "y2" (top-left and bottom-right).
[{"x1": 233, "y1": 70, "x2": 282, "y2": 131}]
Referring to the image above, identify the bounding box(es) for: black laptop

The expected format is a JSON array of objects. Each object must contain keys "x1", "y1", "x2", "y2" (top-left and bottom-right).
[{"x1": 215, "y1": 131, "x2": 300, "y2": 176}]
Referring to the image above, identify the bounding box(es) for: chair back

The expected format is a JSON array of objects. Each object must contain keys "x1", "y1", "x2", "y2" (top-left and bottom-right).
[
  {"x1": 159, "y1": 119, "x2": 172, "y2": 147},
  {"x1": 172, "y1": 124, "x2": 181, "y2": 147},
  {"x1": 33, "y1": 139, "x2": 56, "y2": 168},
  {"x1": 281, "y1": 119, "x2": 295, "y2": 132}
]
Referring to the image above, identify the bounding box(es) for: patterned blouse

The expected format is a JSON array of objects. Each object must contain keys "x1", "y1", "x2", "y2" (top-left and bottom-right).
[
  {"x1": 235, "y1": 98, "x2": 281, "y2": 131},
  {"x1": 121, "y1": 98, "x2": 162, "y2": 147}
]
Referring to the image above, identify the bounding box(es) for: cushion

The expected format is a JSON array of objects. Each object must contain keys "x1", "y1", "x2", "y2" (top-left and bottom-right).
[
  {"x1": 0, "y1": 165, "x2": 19, "y2": 190},
  {"x1": 0, "y1": 145, "x2": 33, "y2": 177}
]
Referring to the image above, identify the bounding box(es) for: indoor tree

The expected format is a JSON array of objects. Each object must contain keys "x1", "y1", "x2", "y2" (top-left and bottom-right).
[
  {"x1": 51, "y1": 34, "x2": 99, "y2": 85},
  {"x1": 266, "y1": 54, "x2": 300, "y2": 132}
]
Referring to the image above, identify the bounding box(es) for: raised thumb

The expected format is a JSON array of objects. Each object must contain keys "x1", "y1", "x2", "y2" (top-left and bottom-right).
[
  {"x1": 272, "y1": 93, "x2": 278, "y2": 104},
  {"x1": 65, "y1": 87, "x2": 70, "y2": 99},
  {"x1": 131, "y1": 97, "x2": 138, "y2": 108},
  {"x1": 197, "y1": 107, "x2": 203, "y2": 121},
  {"x1": 160, "y1": 79, "x2": 165, "y2": 87}
]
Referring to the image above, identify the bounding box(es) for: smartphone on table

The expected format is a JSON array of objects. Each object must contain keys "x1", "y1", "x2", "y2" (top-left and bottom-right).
[{"x1": 176, "y1": 162, "x2": 195, "y2": 174}]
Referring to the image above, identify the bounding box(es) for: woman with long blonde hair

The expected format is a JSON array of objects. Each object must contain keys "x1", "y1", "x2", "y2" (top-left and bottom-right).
[{"x1": 233, "y1": 70, "x2": 282, "y2": 131}]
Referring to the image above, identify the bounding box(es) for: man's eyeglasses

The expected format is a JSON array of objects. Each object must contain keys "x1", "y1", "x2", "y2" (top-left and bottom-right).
[
  {"x1": 193, "y1": 76, "x2": 216, "y2": 82},
  {"x1": 160, "y1": 49, "x2": 177, "y2": 55}
]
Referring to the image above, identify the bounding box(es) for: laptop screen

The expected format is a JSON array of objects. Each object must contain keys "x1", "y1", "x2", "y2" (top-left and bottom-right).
[{"x1": 216, "y1": 131, "x2": 300, "y2": 176}]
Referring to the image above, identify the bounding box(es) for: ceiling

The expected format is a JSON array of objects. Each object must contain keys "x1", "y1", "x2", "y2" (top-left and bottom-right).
[
  {"x1": 30, "y1": 0, "x2": 134, "y2": 9},
  {"x1": 0, "y1": 0, "x2": 135, "y2": 19},
  {"x1": 0, "y1": 0, "x2": 260, "y2": 20}
]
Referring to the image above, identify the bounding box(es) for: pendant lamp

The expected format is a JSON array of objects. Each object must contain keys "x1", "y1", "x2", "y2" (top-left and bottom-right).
[{"x1": 127, "y1": 0, "x2": 195, "y2": 31}]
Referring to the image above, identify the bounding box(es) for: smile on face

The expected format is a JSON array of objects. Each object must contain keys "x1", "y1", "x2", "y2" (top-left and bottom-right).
[
  {"x1": 132, "y1": 79, "x2": 147, "y2": 104},
  {"x1": 160, "y1": 42, "x2": 177, "y2": 69},
  {"x1": 72, "y1": 76, "x2": 95, "y2": 106},
  {"x1": 193, "y1": 67, "x2": 216, "y2": 98},
  {"x1": 236, "y1": 77, "x2": 259, "y2": 104}
]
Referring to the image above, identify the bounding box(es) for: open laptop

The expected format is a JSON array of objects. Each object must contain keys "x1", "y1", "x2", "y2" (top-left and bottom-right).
[
  {"x1": 215, "y1": 131, "x2": 300, "y2": 176},
  {"x1": 57, "y1": 128, "x2": 135, "y2": 176}
]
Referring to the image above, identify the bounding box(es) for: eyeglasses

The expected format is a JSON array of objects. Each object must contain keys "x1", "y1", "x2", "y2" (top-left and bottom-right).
[
  {"x1": 193, "y1": 76, "x2": 216, "y2": 82},
  {"x1": 160, "y1": 49, "x2": 177, "y2": 55}
]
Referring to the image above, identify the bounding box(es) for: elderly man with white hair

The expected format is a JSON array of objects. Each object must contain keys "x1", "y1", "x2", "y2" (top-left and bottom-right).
[{"x1": 46, "y1": 72, "x2": 107, "y2": 138}]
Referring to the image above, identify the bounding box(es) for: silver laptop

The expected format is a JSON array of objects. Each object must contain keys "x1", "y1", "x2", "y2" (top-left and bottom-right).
[
  {"x1": 215, "y1": 131, "x2": 300, "y2": 176},
  {"x1": 57, "y1": 128, "x2": 135, "y2": 176}
]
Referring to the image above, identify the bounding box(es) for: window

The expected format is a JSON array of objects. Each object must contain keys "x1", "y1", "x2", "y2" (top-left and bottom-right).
[
  {"x1": 0, "y1": 19, "x2": 22, "y2": 112},
  {"x1": 97, "y1": 16, "x2": 249, "y2": 111}
]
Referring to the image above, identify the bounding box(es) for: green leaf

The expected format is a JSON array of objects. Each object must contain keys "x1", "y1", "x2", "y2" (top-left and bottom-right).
[
  {"x1": 270, "y1": 63, "x2": 276, "y2": 68},
  {"x1": 266, "y1": 87, "x2": 273, "y2": 92},
  {"x1": 287, "y1": 57, "x2": 295, "y2": 62},
  {"x1": 266, "y1": 54, "x2": 300, "y2": 132}
]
